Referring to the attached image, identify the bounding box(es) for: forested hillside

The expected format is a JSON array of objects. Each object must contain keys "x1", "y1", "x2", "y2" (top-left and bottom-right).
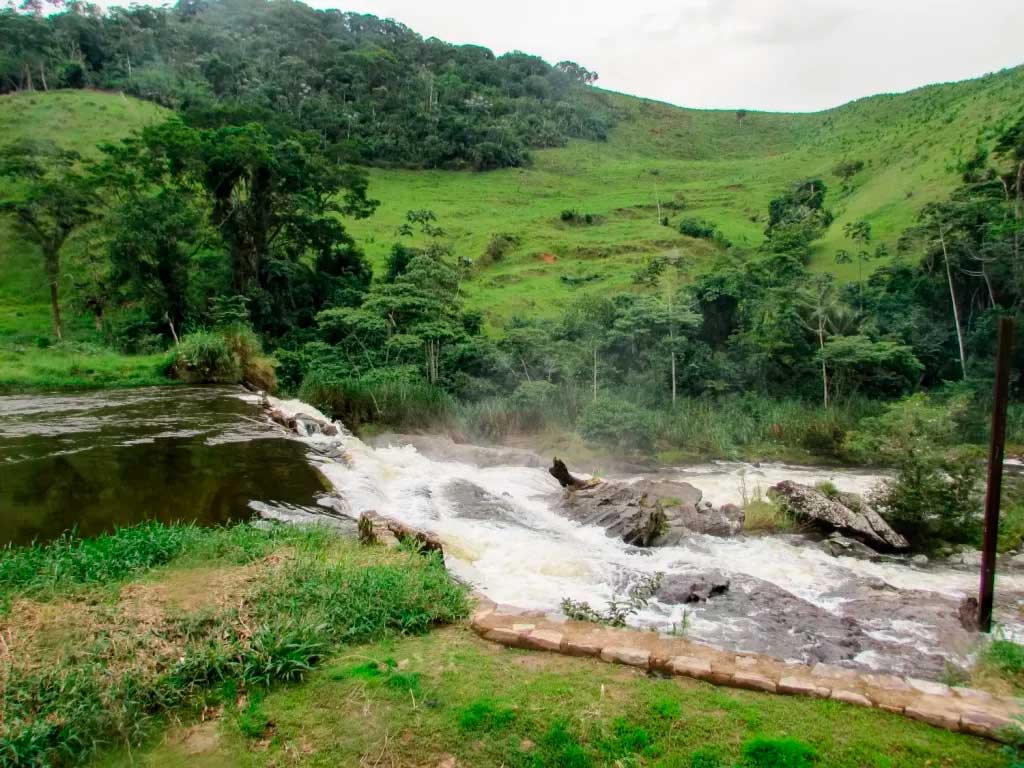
[{"x1": 0, "y1": 0, "x2": 611, "y2": 169}]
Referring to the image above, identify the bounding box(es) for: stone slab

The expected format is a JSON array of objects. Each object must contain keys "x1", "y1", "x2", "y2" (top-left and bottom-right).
[{"x1": 600, "y1": 646, "x2": 651, "y2": 668}]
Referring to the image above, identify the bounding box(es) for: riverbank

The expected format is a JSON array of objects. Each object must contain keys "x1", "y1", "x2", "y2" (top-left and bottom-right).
[
  {"x1": 0, "y1": 521, "x2": 1011, "y2": 768},
  {"x1": 0, "y1": 343, "x2": 173, "y2": 394}
]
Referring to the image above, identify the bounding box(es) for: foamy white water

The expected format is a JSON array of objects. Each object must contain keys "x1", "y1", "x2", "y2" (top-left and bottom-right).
[{"x1": 267, "y1": 398, "x2": 1024, "y2": 675}]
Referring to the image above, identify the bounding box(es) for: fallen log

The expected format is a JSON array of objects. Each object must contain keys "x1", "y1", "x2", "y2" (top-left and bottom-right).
[{"x1": 357, "y1": 511, "x2": 444, "y2": 555}]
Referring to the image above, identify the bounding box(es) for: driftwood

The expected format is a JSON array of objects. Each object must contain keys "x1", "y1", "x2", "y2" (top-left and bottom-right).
[
  {"x1": 358, "y1": 511, "x2": 443, "y2": 555},
  {"x1": 549, "y1": 457, "x2": 586, "y2": 489}
]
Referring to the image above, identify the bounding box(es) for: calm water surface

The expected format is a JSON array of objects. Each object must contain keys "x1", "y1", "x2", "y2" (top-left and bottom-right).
[{"x1": 0, "y1": 386, "x2": 328, "y2": 545}]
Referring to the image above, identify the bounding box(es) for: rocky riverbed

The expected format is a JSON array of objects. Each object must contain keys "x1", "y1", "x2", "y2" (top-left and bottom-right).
[{"x1": 274, "y1": 403, "x2": 1024, "y2": 680}]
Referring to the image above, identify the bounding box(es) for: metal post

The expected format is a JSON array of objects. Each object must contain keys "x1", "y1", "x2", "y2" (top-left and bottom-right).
[{"x1": 979, "y1": 316, "x2": 1015, "y2": 633}]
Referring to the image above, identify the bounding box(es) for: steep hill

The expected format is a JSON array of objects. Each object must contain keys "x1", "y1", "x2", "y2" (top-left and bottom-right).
[
  {"x1": 1, "y1": 64, "x2": 1023, "y2": 338},
  {"x1": 344, "y1": 65, "x2": 1024, "y2": 324}
]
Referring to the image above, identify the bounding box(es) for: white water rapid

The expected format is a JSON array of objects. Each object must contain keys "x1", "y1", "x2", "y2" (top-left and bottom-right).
[{"x1": 264, "y1": 396, "x2": 1024, "y2": 679}]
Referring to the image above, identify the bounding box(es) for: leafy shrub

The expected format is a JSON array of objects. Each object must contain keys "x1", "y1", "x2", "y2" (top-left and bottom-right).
[
  {"x1": 849, "y1": 393, "x2": 982, "y2": 550},
  {"x1": 578, "y1": 397, "x2": 657, "y2": 452},
  {"x1": 561, "y1": 573, "x2": 663, "y2": 627},
  {"x1": 560, "y1": 209, "x2": 598, "y2": 225},
  {"x1": 483, "y1": 233, "x2": 521, "y2": 263},
  {"x1": 678, "y1": 218, "x2": 718, "y2": 239},
  {"x1": 172, "y1": 326, "x2": 276, "y2": 391}
]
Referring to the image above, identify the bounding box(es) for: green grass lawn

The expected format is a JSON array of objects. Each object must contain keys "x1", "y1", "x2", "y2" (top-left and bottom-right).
[{"x1": 95, "y1": 628, "x2": 1005, "y2": 768}]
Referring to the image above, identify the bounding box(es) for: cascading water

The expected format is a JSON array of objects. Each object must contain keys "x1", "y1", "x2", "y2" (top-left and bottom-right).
[{"x1": 272, "y1": 398, "x2": 1024, "y2": 680}]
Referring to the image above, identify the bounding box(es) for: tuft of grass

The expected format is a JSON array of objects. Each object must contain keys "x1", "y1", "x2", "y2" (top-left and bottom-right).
[
  {"x1": 457, "y1": 698, "x2": 518, "y2": 732},
  {"x1": 740, "y1": 737, "x2": 817, "y2": 767},
  {"x1": 742, "y1": 499, "x2": 793, "y2": 533}
]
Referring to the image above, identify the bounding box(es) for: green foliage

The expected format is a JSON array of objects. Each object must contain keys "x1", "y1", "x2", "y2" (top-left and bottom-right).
[
  {"x1": 578, "y1": 397, "x2": 657, "y2": 452},
  {"x1": 678, "y1": 218, "x2": 718, "y2": 239},
  {"x1": 2, "y1": 2, "x2": 612, "y2": 170},
  {"x1": 0, "y1": 521, "x2": 196, "y2": 604},
  {"x1": 561, "y1": 572, "x2": 663, "y2": 627},
  {"x1": 981, "y1": 640, "x2": 1024, "y2": 685},
  {"x1": 848, "y1": 393, "x2": 982, "y2": 549},
  {"x1": 172, "y1": 326, "x2": 275, "y2": 390},
  {"x1": 299, "y1": 369, "x2": 452, "y2": 430},
  {"x1": 483, "y1": 232, "x2": 521, "y2": 264}
]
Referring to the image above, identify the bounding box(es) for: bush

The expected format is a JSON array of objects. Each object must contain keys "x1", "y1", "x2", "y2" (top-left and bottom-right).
[
  {"x1": 172, "y1": 326, "x2": 276, "y2": 391},
  {"x1": 578, "y1": 397, "x2": 657, "y2": 452},
  {"x1": 678, "y1": 218, "x2": 718, "y2": 239},
  {"x1": 870, "y1": 449, "x2": 982, "y2": 551},
  {"x1": 483, "y1": 233, "x2": 521, "y2": 263}
]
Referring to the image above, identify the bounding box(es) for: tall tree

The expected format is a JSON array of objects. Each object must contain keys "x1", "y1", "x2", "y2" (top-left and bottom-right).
[{"x1": 0, "y1": 139, "x2": 96, "y2": 339}]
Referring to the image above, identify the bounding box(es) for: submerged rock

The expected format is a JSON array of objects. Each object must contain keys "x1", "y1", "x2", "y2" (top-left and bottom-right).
[{"x1": 769, "y1": 481, "x2": 908, "y2": 550}]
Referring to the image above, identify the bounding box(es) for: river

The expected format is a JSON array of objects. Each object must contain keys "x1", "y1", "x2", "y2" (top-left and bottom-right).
[{"x1": 3, "y1": 386, "x2": 1022, "y2": 680}]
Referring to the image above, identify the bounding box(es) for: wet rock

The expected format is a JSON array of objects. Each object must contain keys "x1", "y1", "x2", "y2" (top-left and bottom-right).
[
  {"x1": 1009, "y1": 553, "x2": 1024, "y2": 569},
  {"x1": 947, "y1": 549, "x2": 983, "y2": 568},
  {"x1": 555, "y1": 477, "x2": 740, "y2": 546},
  {"x1": 656, "y1": 572, "x2": 730, "y2": 603},
  {"x1": 443, "y1": 480, "x2": 521, "y2": 526},
  {"x1": 556, "y1": 480, "x2": 667, "y2": 546},
  {"x1": 958, "y1": 597, "x2": 980, "y2": 631},
  {"x1": 769, "y1": 481, "x2": 908, "y2": 550},
  {"x1": 819, "y1": 533, "x2": 881, "y2": 561},
  {"x1": 911, "y1": 554, "x2": 929, "y2": 566}
]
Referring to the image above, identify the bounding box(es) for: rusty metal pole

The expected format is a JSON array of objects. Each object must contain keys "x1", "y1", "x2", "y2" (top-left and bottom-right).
[{"x1": 979, "y1": 316, "x2": 1014, "y2": 633}]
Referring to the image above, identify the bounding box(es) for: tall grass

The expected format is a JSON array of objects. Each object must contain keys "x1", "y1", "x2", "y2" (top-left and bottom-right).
[
  {"x1": 453, "y1": 388, "x2": 880, "y2": 462},
  {"x1": 299, "y1": 371, "x2": 453, "y2": 431}
]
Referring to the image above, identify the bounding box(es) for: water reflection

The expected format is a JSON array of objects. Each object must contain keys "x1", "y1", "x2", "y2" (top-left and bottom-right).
[{"x1": 0, "y1": 387, "x2": 328, "y2": 545}]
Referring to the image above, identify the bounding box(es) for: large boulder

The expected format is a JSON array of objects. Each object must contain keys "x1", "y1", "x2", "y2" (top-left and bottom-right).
[
  {"x1": 769, "y1": 481, "x2": 908, "y2": 550},
  {"x1": 555, "y1": 476, "x2": 743, "y2": 546},
  {"x1": 656, "y1": 571, "x2": 731, "y2": 603}
]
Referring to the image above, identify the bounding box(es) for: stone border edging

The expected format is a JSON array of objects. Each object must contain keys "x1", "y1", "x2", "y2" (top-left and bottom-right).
[{"x1": 469, "y1": 598, "x2": 1023, "y2": 743}]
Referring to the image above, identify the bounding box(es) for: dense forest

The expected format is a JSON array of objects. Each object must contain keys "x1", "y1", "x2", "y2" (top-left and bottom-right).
[{"x1": 0, "y1": 0, "x2": 612, "y2": 168}]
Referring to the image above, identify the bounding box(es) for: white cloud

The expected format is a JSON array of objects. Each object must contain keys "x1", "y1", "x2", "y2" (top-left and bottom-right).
[{"x1": 305, "y1": 0, "x2": 1024, "y2": 111}]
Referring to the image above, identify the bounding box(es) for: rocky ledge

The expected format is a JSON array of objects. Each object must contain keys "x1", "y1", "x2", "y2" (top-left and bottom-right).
[
  {"x1": 769, "y1": 480, "x2": 909, "y2": 551},
  {"x1": 470, "y1": 600, "x2": 1022, "y2": 743},
  {"x1": 550, "y1": 460, "x2": 743, "y2": 546}
]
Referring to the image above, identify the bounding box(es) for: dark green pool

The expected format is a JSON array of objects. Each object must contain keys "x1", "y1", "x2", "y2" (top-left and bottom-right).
[{"x1": 0, "y1": 386, "x2": 330, "y2": 546}]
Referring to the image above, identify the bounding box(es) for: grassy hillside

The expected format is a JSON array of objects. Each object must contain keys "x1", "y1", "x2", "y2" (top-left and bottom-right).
[
  {"x1": 0, "y1": 90, "x2": 168, "y2": 346},
  {"x1": 346, "y1": 66, "x2": 1024, "y2": 325},
  {"x1": 2, "y1": 67, "x2": 1023, "y2": 340}
]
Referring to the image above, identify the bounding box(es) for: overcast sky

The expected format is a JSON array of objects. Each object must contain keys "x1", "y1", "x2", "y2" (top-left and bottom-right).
[{"x1": 299, "y1": 0, "x2": 1024, "y2": 112}]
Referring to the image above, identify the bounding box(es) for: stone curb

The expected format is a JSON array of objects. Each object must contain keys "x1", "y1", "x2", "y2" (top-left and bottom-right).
[{"x1": 468, "y1": 598, "x2": 1022, "y2": 743}]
